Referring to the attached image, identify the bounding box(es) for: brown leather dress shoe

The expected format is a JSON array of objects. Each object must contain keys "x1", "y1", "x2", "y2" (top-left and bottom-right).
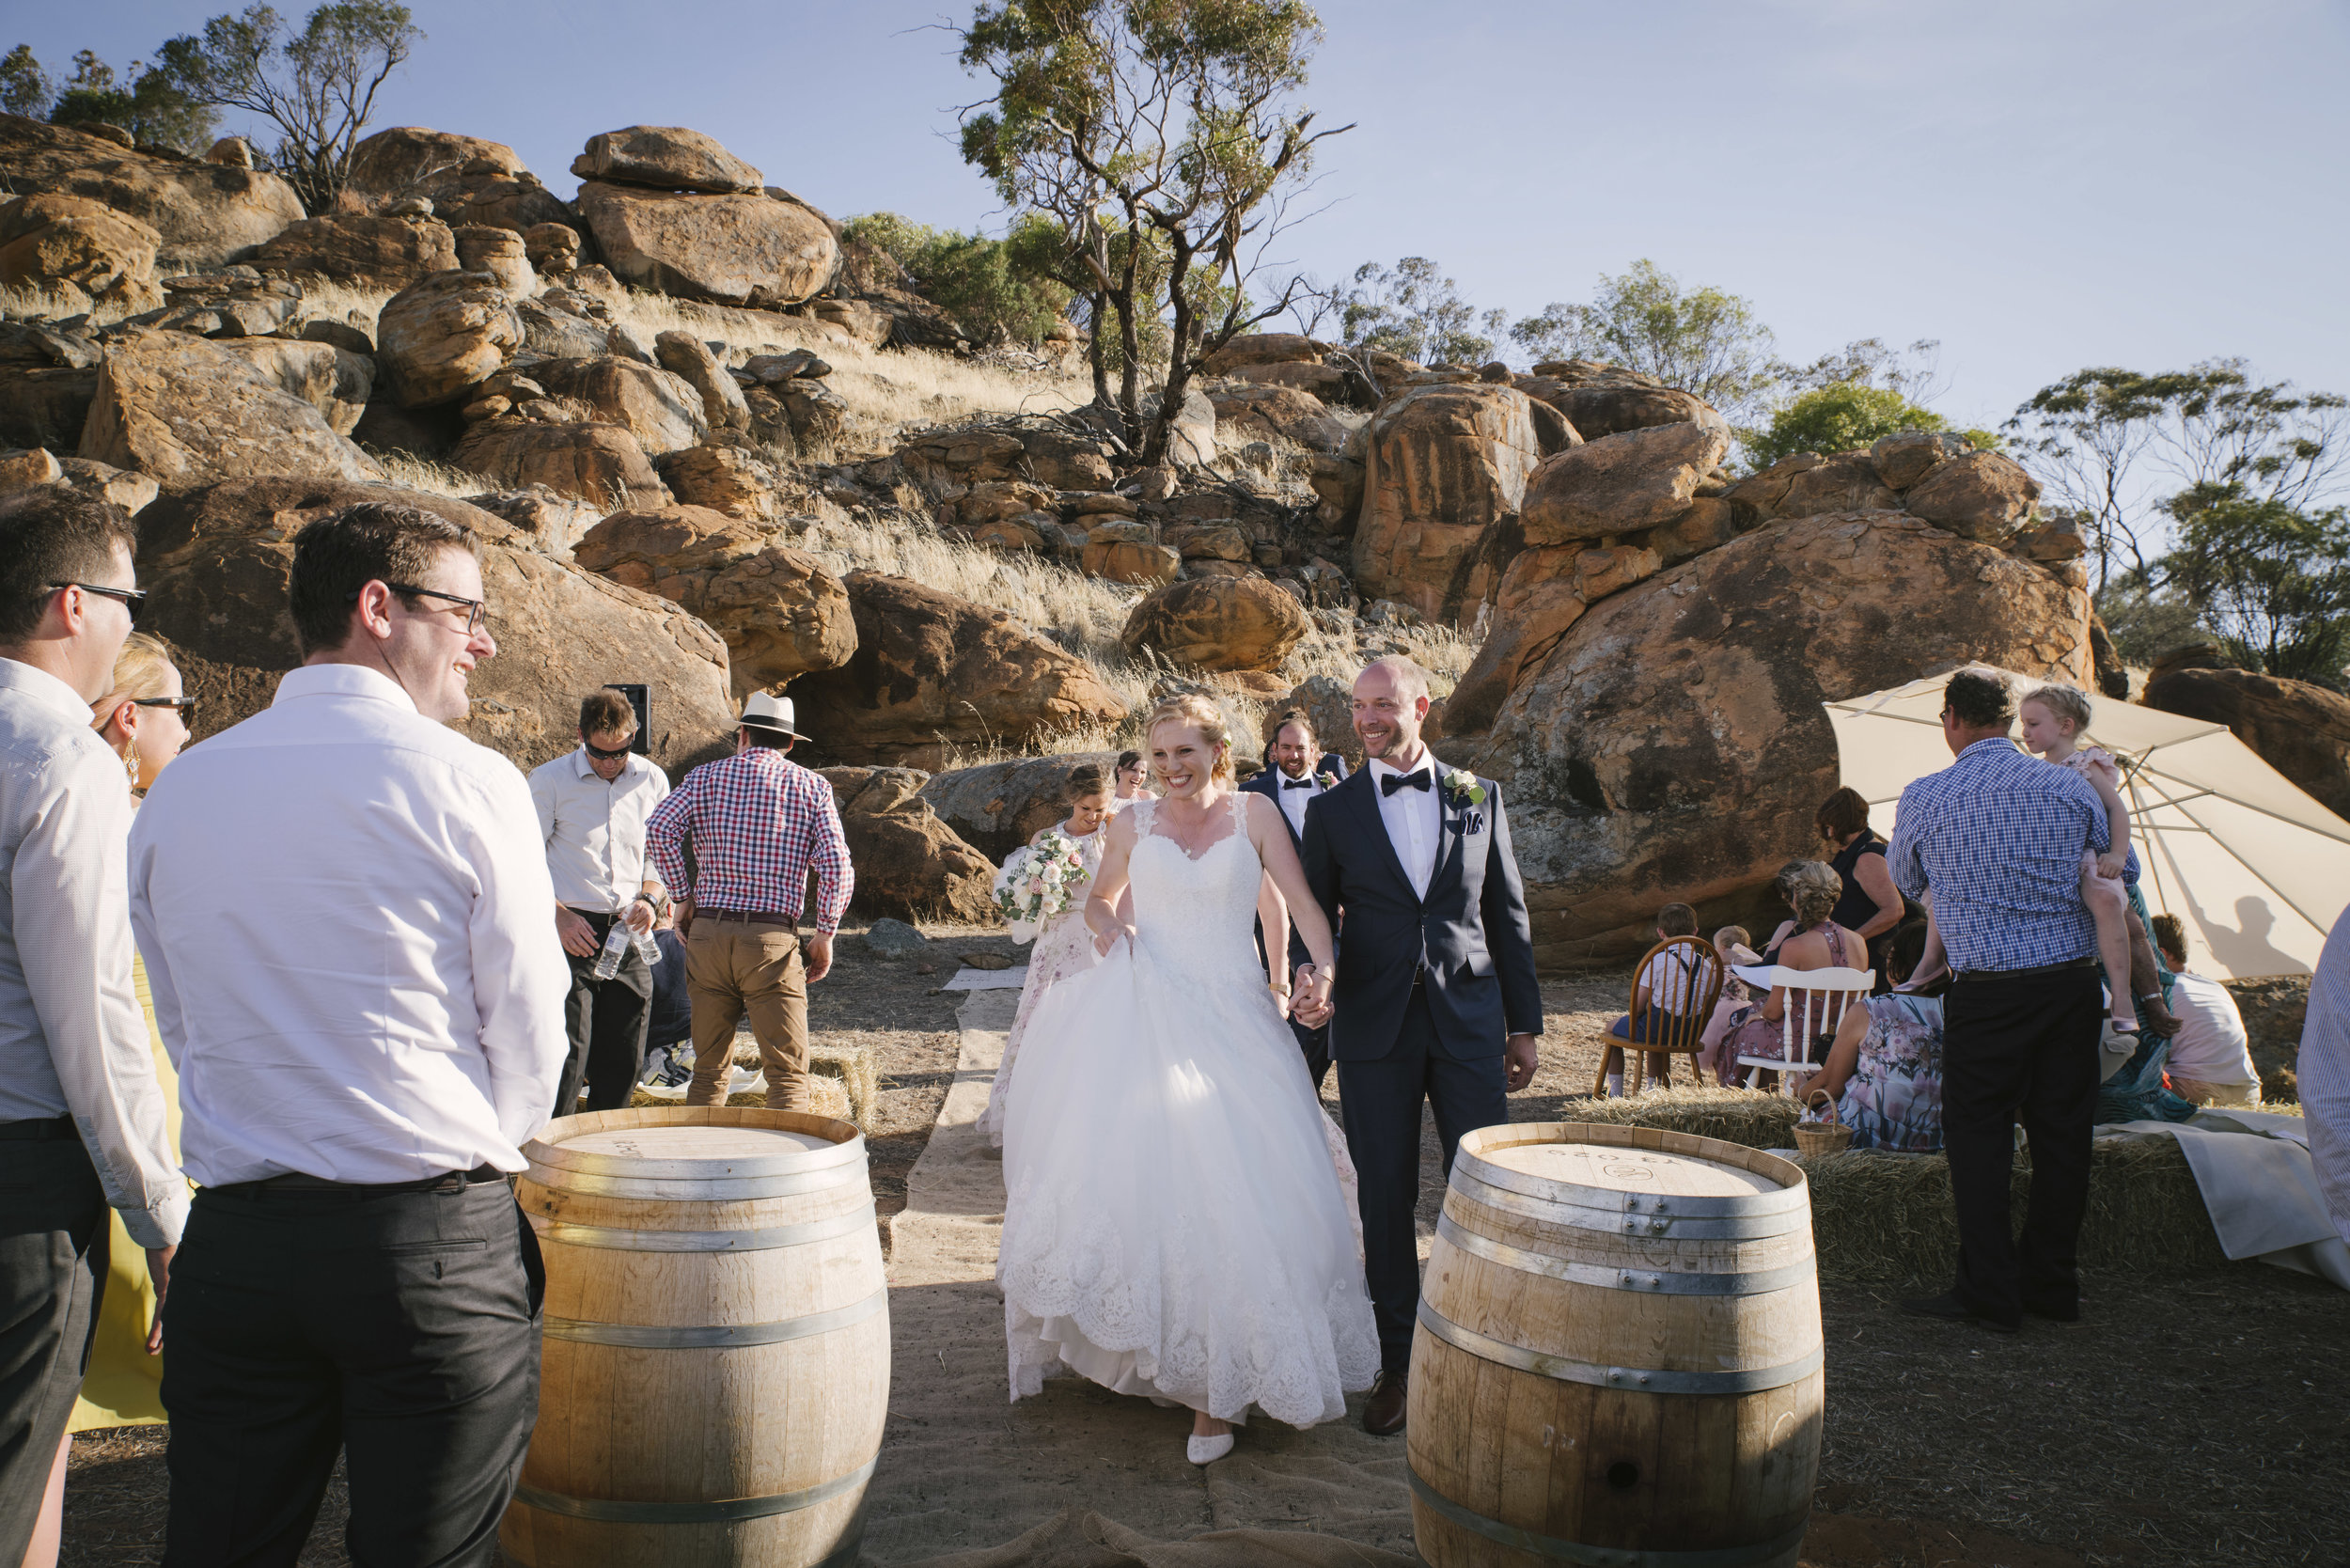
[{"x1": 1363, "y1": 1369, "x2": 1407, "y2": 1435}]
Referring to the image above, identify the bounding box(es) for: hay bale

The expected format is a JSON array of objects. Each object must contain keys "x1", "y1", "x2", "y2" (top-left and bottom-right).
[
  {"x1": 724, "y1": 1038, "x2": 878, "y2": 1131},
  {"x1": 1539, "y1": 1092, "x2": 2232, "y2": 1285}
]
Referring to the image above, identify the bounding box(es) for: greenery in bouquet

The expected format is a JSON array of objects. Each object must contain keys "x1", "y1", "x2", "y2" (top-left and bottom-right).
[{"x1": 992, "y1": 830, "x2": 1091, "y2": 943}]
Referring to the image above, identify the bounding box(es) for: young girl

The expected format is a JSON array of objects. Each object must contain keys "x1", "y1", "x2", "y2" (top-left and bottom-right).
[{"x1": 2018, "y1": 683, "x2": 2140, "y2": 1040}]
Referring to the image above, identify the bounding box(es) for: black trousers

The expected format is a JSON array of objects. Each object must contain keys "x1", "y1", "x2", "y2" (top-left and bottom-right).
[
  {"x1": 554, "y1": 909, "x2": 654, "y2": 1117},
  {"x1": 1942, "y1": 965, "x2": 2104, "y2": 1325},
  {"x1": 0, "y1": 1124, "x2": 107, "y2": 1566},
  {"x1": 1336, "y1": 988, "x2": 1509, "y2": 1372},
  {"x1": 162, "y1": 1178, "x2": 544, "y2": 1567}
]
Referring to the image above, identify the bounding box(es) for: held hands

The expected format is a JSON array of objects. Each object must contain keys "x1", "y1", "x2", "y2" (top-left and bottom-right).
[{"x1": 1291, "y1": 964, "x2": 1335, "y2": 1028}]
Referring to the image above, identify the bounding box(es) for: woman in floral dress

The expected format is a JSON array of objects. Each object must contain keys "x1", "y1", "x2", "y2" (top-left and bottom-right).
[
  {"x1": 981, "y1": 763, "x2": 1124, "y2": 1148},
  {"x1": 1809, "y1": 920, "x2": 1947, "y2": 1152}
]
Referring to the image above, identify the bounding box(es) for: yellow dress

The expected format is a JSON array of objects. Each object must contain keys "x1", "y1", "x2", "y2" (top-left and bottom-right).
[{"x1": 68, "y1": 956, "x2": 180, "y2": 1431}]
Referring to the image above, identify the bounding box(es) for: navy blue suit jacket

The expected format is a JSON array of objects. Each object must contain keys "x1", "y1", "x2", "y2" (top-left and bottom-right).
[
  {"x1": 1240, "y1": 755, "x2": 1347, "y2": 971},
  {"x1": 1301, "y1": 760, "x2": 1543, "y2": 1062}
]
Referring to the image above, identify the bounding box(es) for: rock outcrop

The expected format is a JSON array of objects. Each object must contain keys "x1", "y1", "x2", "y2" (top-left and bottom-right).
[
  {"x1": 572, "y1": 506, "x2": 855, "y2": 698},
  {"x1": 820, "y1": 766, "x2": 997, "y2": 922},
  {"x1": 1351, "y1": 383, "x2": 1543, "y2": 623},
  {"x1": 0, "y1": 194, "x2": 163, "y2": 311},
  {"x1": 0, "y1": 114, "x2": 304, "y2": 270},
  {"x1": 344, "y1": 128, "x2": 574, "y2": 236},
  {"x1": 1120, "y1": 574, "x2": 1308, "y2": 673},
  {"x1": 523, "y1": 356, "x2": 708, "y2": 455},
  {"x1": 654, "y1": 330, "x2": 752, "y2": 433},
  {"x1": 1205, "y1": 383, "x2": 1347, "y2": 453},
  {"x1": 573, "y1": 127, "x2": 766, "y2": 194},
  {"x1": 244, "y1": 212, "x2": 459, "y2": 290},
  {"x1": 452, "y1": 417, "x2": 670, "y2": 510},
  {"x1": 2140, "y1": 666, "x2": 2350, "y2": 823},
  {"x1": 1517, "y1": 360, "x2": 1731, "y2": 442},
  {"x1": 1520, "y1": 420, "x2": 1731, "y2": 543},
  {"x1": 212, "y1": 338, "x2": 374, "y2": 436},
  {"x1": 791, "y1": 572, "x2": 1127, "y2": 769},
  {"x1": 134, "y1": 478, "x2": 735, "y2": 773},
  {"x1": 78, "y1": 330, "x2": 382, "y2": 487},
  {"x1": 1440, "y1": 510, "x2": 2092, "y2": 964},
  {"x1": 375, "y1": 269, "x2": 524, "y2": 407},
  {"x1": 575, "y1": 158, "x2": 839, "y2": 309},
  {"x1": 916, "y1": 752, "x2": 1121, "y2": 861}
]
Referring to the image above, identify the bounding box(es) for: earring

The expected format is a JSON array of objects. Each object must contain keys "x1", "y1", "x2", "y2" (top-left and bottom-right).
[{"x1": 124, "y1": 745, "x2": 141, "y2": 788}]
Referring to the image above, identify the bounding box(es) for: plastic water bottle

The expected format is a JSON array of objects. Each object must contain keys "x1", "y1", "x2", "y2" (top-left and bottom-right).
[
  {"x1": 591, "y1": 922, "x2": 631, "y2": 980},
  {"x1": 634, "y1": 929, "x2": 660, "y2": 968}
]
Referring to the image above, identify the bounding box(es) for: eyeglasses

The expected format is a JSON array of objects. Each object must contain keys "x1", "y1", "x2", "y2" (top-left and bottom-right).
[
  {"x1": 583, "y1": 737, "x2": 634, "y2": 760},
  {"x1": 133, "y1": 697, "x2": 197, "y2": 722},
  {"x1": 49, "y1": 583, "x2": 146, "y2": 626},
  {"x1": 348, "y1": 583, "x2": 487, "y2": 634}
]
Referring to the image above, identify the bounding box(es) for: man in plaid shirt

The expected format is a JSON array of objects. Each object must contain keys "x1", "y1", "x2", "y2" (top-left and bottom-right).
[
  {"x1": 1888, "y1": 667, "x2": 2135, "y2": 1333},
  {"x1": 645, "y1": 693, "x2": 852, "y2": 1110}
]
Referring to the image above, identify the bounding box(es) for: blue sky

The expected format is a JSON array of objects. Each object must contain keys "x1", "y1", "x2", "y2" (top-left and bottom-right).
[{"x1": 26, "y1": 0, "x2": 2350, "y2": 431}]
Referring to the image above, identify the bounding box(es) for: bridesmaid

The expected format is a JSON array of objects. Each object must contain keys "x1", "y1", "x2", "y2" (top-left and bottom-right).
[
  {"x1": 980, "y1": 762, "x2": 1127, "y2": 1149},
  {"x1": 75, "y1": 634, "x2": 193, "y2": 1432},
  {"x1": 1110, "y1": 747, "x2": 1154, "y2": 808}
]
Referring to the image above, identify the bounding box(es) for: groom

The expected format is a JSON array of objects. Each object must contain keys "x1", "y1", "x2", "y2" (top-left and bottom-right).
[{"x1": 1301, "y1": 656, "x2": 1542, "y2": 1436}]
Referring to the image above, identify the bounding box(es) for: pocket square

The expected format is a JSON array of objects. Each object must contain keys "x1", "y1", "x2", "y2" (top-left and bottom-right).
[{"x1": 1456, "y1": 809, "x2": 1486, "y2": 835}]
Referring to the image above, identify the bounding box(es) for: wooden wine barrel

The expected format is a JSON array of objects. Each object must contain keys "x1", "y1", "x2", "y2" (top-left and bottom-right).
[
  {"x1": 1407, "y1": 1122, "x2": 1822, "y2": 1568},
  {"x1": 501, "y1": 1106, "x2": 888, "y2": 1568}
]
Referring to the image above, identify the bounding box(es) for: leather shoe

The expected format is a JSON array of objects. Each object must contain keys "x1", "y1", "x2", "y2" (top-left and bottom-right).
[
  {"x1": 1363, "y1": 1369, "x2": 1407, "y2": 1435},
  {"x1": 1900, "y1": 1290, "x2": 2019, "y2": 1334}
]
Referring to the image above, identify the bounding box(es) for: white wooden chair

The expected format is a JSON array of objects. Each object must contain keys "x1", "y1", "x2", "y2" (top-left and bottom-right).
[{"x1": 1729, "y1": 964, "x2": 1876, "y2": 1094}]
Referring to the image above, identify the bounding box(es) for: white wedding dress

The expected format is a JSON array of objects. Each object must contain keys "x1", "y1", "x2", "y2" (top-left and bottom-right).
[{"x1": 998, "y1": 792, "x2": 1379, "y2": 1426}]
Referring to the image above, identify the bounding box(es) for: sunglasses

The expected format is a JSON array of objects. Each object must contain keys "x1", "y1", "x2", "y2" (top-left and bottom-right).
[
  {"x1": 583, "y1": 737, "x2": 634, "y2": 760},
  {"x1": 133, "y1": 697, "x2": 197, "y2": 722},
  {"x1": 51, "y1": 582, "x2": 146, "y2": 627},
  {"x1": 347, "y1": 583, "x2": 488, "y2": 634}
]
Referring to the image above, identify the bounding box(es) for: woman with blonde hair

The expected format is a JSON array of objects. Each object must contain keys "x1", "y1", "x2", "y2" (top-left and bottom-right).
[
  {"x1": 70, "y1": 634, "x2": 194, "y2": 1435},
  {"x1": 997, "y1": 693, "x2": 1376, "y2": 1466},
  {"x1": 1709, "y1": 859, "x2": 1868, "y2": 1088}
]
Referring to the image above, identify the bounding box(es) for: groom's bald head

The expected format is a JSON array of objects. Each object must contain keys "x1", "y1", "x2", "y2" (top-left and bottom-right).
[{"x1": 1353, "y1": 656, "x2": 1433, "y2": 763}]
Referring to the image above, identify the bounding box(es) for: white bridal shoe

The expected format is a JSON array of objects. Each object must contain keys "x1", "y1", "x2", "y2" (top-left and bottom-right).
[{"x1": 1186, "y1": 1431, "x2": 1235, "y2": 1466}]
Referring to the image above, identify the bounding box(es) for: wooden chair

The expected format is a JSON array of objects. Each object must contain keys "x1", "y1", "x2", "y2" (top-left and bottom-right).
[
  {"x1": 1589, "y1": 934, "x2": 1724, "y2": 1097},
  {"x1": 1729, "y1": 964, "x2": 1875, "y2": 1095}
]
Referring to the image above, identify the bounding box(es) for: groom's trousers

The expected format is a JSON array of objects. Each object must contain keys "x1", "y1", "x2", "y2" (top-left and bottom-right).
[{"x1": 1337, "y1": 986, "x2": 1509, "y2": 1374}]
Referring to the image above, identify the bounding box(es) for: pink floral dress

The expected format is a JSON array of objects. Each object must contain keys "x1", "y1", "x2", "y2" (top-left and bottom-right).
[{"x1": 980, "y1": 823, "x2": 1108, "y2": 1149}]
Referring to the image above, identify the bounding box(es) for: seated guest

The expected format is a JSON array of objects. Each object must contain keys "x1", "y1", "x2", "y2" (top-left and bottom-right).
[
  {"x1": 1719, "y1": 861, "x2": 1866, "y2": 1087},
  {"x1": 1816, "y1": 786, "x2": 1905, "y2": 977},
  {"x1": 1810, "y1": 921, "x2": 1947, "y2": 1151},
  {"x1": 2148, "y1": 914, "x2": 2263, "y2": 1105},
  {"x1": 1697, "y1": 926, "x2": 1761, "y2": 1083},
  {"x1": 1600, "y1": 902, "x2": 1714, "y2": 1096},
  {"x1": 639, "y1": 917, "x2": 695, "y2": 1090}
]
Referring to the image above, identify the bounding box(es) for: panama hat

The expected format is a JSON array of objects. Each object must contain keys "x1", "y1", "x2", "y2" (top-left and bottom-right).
[{"x1": 739, "y1": 692, "x2": 808, "y2": 741}]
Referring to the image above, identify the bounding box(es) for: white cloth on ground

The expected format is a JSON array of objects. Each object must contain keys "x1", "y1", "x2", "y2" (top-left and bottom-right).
[
  {"x1": 129, "y1": 663, "x2": 571, "y2": 1187},
  {"x1": 0, "y1": 657, "x2": 186, "y2": 1247},
  {"x1": 2099, "y1": 1108, "x2": 2347, "y2": 1291},
  {"x1": 528, "y1": 745, "x2": 671, "y2": 913},
  {"x1": 998, "y1": 792, "x2": 1378, "y2": 1424}
]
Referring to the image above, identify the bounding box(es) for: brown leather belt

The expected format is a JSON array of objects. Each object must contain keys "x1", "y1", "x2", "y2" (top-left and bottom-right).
[{"x1": 698, "y1": 908, "x2": 799, "y2": 927}]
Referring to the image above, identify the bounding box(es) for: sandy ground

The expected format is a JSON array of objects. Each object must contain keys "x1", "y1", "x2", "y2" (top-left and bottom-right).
[{"x1": 60, "y1": 925, "x2": 2350, "y2": 1566}]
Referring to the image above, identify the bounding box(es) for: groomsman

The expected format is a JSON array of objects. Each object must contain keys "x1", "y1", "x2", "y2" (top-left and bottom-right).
[
  {"x1": 1303, "y1": 657, "x2": 1543, "y2": 1436},
  {"x1": 1241, "y1": 710, "x2": 1347, "y2": 1089},
  {"x1": 130, "y1": 502, "x2": 569, "y2": 1563}
]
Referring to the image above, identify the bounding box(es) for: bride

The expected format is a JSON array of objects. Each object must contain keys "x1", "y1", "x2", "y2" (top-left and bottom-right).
[{"x1": 997, "y1": 695, "x2": 1379, "y2": 1465}]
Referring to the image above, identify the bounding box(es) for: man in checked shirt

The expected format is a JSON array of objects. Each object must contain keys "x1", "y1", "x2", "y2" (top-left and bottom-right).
[
  {"x1": 1888, "y1": 666, "x2": 2138, "y2": 1334},
  {"x1": 645, "y1": 692, "x2": 853, "y2": 1110}
]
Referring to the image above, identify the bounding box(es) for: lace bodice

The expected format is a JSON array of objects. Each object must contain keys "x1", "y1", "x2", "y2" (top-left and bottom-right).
[{"x1": 1125, "y1": 793, "x2": 1264, "y2": 984}]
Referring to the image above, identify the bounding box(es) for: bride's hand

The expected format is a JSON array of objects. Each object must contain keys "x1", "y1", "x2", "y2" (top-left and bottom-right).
[
  {"x1": 1292, "y1": 964, "x2": 1334, "y2": 1027},
  {"x1": 1092, "y1": 920, "x2": 1136, "y2": 957}
]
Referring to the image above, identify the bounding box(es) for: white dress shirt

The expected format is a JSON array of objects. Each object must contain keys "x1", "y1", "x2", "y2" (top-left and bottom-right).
[
  {"x1": 0, "y1": 658, "x2": 186, "y2": 1247},
  {"x1": 1270, "y1": 766, "x2": 1325, "y2": 841},
  {"x1": 2163, "y1": 968, "x2": 2259, "y2": 1088},
  {"x1": 529, "y1": 746, "x2": 671, "y2": 913},
  {"x1": 128, "y1": 664, "x2": 570, "y2": 1186},
  {"x1": 1368, "y1": 754, "x2": 1440, "y2": 901}
]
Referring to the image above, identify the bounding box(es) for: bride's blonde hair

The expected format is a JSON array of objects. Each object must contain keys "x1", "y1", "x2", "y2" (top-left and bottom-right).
[{"x1": 1145, "y1": 694, "x2": 1236, "y2": 787}]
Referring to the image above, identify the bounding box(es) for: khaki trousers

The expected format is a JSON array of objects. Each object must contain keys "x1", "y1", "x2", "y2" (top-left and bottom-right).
[
  {"x1": 683, "y1": 919, "x2": 809, "y2": 1110},
  {"x1": 2169, "y1": 1075, "x2": 2262, "y2": 1107}
]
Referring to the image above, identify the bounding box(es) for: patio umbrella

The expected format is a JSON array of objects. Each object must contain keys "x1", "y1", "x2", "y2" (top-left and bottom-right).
[{"x1": 1824, "y1": 669, "x2": 2349, "y2": 980}]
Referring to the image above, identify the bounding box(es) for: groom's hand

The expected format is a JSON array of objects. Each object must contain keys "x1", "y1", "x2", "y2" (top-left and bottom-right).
[{"x1": 1504, "y1": 1032, "x2": 1539, "y2": 1090}]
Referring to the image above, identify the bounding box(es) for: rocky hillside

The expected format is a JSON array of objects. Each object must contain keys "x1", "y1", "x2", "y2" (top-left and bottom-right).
[{"x1": 2, "y1": 112, "x2": 2102, "y2": 961}]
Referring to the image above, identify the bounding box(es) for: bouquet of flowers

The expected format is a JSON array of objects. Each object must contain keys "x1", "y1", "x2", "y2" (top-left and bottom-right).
[{"x1": 993, "y1": 830, "x2": 1091, "y2": 943}]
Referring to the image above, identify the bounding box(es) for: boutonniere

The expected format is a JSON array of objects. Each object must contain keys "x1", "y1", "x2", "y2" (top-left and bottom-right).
[
  {"x1": 1443, "y1": 772, "x2": 1486, "y2": 807},
  {"x1": 1316, "y1": 771, "x2": 1339, "y2": 790}
]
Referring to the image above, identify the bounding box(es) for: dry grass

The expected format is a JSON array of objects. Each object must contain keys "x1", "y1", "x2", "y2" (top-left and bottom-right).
[{"x1": 367, "y1": 447, "x2": 499, "y2": 500}]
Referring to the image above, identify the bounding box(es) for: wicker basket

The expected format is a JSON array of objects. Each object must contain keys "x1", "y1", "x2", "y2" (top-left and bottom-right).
[{"x1": 1793, "y1": 1090, "x2": 1853, "y2": 1158}]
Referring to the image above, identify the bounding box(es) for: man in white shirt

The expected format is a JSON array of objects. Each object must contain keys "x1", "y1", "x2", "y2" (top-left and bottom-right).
[
  {"x1": 2148, "y1": 915, "x2": 2263, "y2": 1105},
  {"x1": 1240, "y1": 709, "x2": 1347, "y2": 1087},
  {"x1": 0, "y1": 491, "x2": 187, "y2": 1567},
  {"x1": 129, "y1": 501, "x2": 569, "y2": 1565},
  {"x1": 531, "y1": 688, "x2": 671, "y2": 1114}
]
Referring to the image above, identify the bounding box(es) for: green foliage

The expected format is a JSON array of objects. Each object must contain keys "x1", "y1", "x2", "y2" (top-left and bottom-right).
[
  {"x1": 45, "y1": 49, "x2": 217, "y2": 152},
  {"x1": 1, "y1": 44, "x2": 54, "y2": 118},
  {"x1": 158, "y1": 3, "x2": 422, "y2": 214},
  {"x1": 1742, "y1": 383, "x2": 1961, "y2": 471},
  {"x1": 2159, "y1": 483, "x2": 2350, "y2": 687},
  {"x1": 1339, "y1": 257, "x2": 1502, "y2": 367},
  {"x1": 2093, "y1": 572, "x2": 2210, "y2": 669},
  {"x1": 1511, "y1": 259, "x2": 1780, "y2": 418},
  {"x1": 840, "y1": 212, "x2": 1073, "y2": 348}
]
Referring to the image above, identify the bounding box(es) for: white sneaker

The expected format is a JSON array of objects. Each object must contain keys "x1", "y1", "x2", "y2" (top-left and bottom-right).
[{"x1": 1186, "y1": 1431, "x2": 1234, "y2": 1466}]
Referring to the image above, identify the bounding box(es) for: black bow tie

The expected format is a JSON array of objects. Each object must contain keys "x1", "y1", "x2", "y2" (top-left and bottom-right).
[
  {"x1": 1281, "y1": 776, "x2": 1316, "y2": 790},
  {"x1": 1381, "y1": 770, "x2": 1432, "y2": 796}
]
